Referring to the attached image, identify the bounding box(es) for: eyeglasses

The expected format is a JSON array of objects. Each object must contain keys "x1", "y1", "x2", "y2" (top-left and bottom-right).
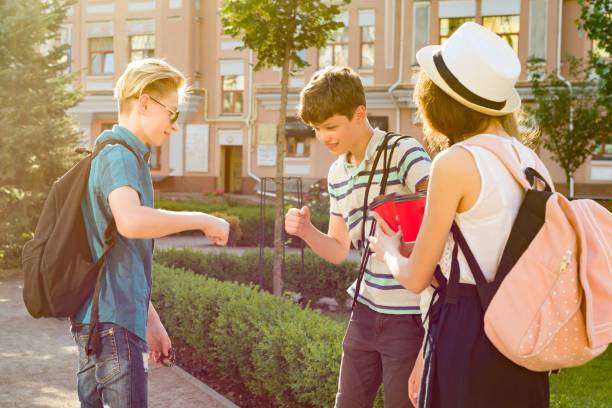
[{"x1": 148, "y1": 95, "x2": 180, "y2": 124}]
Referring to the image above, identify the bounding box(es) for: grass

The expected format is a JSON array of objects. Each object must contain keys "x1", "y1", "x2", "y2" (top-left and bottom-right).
[{"x1": 549, "y1": 347, "x2": 612, "y2": 407}]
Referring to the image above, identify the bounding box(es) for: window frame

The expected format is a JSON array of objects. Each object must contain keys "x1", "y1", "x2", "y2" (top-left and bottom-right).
[
  {"x1": 285, "y1": 134, "x2": 311, "y2": 158},
  {"x1": 89, "y1": 37, "x2": 114, "y2": 75},
  {"x1": 149, "y1": 145, "x2": 163, "y2": 171},
  {"x1": 221, "y1": 74, "x2": 245, "y2": 115},
  {"x1": 439, "y1": 16, "x2": 475, "y2": 44},
  {"x1": 129, "y1": 34, "x2": 156, "y2": 62},
  {"x1": 319, "y1": 25, "x2": 349, "y2": 68},
  {"x1": 592, "y1": 143, "x2": 612, "y2": 161},
  {"x1": 482, "y1": 14, "x2": 520, "y2": 53},
  {"x1": 360, "y1": 25, "x2": 375, "y2": 69}
]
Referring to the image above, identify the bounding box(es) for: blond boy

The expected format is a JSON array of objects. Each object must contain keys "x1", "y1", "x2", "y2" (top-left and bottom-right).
[{"x1": 70, "y1": 59, "x2": 229, "y2": 407}]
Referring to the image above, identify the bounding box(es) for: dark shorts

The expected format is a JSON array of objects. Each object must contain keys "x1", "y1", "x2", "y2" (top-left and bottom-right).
[{"x1": 335, "y1": 302, "x2": 424, "y2": 408}]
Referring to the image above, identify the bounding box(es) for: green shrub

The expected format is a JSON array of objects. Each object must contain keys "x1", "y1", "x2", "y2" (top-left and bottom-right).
[
  {"x1": 154, "y1": 264, "x2": 611, "y2": 408},
  {"x1": 209, "y1": 289, "x2": 296, "y2": 393},
  {"x1": 251, "y1": 309, "x2": 345, "y2": 407},
  {"x1": 154, "y1": 248, "x2": 357, "y2": 306},
  {"x1": 151, "y1": 264, "x2": 348, "y2": 408},
  {"x1": 152, "y1": 264, "x2": 246, "y2": 351}
]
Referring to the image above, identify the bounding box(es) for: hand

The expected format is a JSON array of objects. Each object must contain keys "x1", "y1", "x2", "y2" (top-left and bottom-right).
[
  {"x1": 400, "y1": 241, "x2": 415, "y2": 258},
  {"x1": 285, "y1": 206, "x2": 311, "y2": 238},
  {"x1": 147, "y1": 319, "x2": 172, "y2": 367},
  {"x1": 408, "y1": 351, "x2": 424, "y2": 406},
  {"x1": 368, "y1": 212, "x2": 402, "y2": 262},
  {"x1": 202, "y1": 214, "x2": 230, "y2": 246}
]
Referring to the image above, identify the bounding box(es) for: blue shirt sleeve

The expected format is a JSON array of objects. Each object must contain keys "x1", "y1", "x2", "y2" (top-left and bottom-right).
[{"x1": 96, "y1": 145, "x2": 144, "y2": 206}]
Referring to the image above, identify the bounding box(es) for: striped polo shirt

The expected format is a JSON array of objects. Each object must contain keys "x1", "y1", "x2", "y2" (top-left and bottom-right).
[{"x1": 327, "y1": 128, "x2": 431, "y2": 314}]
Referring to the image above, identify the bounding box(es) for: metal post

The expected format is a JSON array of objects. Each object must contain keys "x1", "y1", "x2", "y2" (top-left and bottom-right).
[{"x1": 257, "y1": 176, "x2": 305, "y2": 296}]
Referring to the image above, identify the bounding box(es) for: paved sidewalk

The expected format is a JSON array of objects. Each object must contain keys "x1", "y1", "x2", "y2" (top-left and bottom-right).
[{"x1": 0, "y1": 277, "x2": 237, "y2": 408}]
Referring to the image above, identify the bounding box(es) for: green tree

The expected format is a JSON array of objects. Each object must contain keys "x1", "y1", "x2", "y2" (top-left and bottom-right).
[
  {"x1": 221, "y1": 0, "x2": 349, "y2": 296},
  {"x1": 525, "y1": 57, "x2": 607, "y2": 197},
  {"x1": 577, "y1": 0, "x2": 611, "y2": 109},
  {"x1": 0, "y1": 0, "x2": 82, "y2": 267}
]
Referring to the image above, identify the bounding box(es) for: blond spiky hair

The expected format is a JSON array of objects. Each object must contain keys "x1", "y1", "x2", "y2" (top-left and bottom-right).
[{"x1": 114, "y1": 58, "x2": 186, "y2": 114}]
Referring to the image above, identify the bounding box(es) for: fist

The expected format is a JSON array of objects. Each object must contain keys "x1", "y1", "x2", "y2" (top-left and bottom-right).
[
  {"x1": 204, "y1": 215, "x2": 230, "y2": 246},
  {"x1": 285, "y1": 206, "x2": 310, "y2": 238}
]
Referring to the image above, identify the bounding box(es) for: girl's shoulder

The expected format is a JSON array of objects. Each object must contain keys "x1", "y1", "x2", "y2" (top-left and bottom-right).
[{"x1": 433, "y1": 144, "x2": 478, "y2": 176}]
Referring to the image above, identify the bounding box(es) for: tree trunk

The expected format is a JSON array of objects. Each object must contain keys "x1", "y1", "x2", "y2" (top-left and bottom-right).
[
  {"x1": 272, "y1": 45, "x2": 292, "y2": 297},
  {"x1": 567, "y1": 173, "x2": 575, "y2": 199}
]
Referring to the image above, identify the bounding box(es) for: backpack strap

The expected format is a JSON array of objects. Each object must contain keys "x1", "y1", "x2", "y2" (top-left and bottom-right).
[
  {"x1": 359, "y1": 133, "x2": 413, "y2": 246},
  {"x1": 461, "y1": 135, "x2": 555, "y2": 192},
  {"x1": 92, "y1": 138, "x2": 141, "y2": 162},
  {"x1": 85, "y1": 138, "x2": 141, "y2": 356},
  {"x1": 352, "y1": 132, "x2": 414, "y2": 310}
]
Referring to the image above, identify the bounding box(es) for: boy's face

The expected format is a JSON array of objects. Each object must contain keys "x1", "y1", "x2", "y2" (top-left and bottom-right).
[
  {"x1": 139, "y1": 90, "x2": 179, "y2": 147},
  {"x1": 311, "y1": 106, "x2": 365, "y2": 156}
]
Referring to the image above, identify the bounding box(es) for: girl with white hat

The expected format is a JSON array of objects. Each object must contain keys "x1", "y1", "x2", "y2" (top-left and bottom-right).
[{"x1": 368, "y1": 22, "x2": 550, "y2": 407}]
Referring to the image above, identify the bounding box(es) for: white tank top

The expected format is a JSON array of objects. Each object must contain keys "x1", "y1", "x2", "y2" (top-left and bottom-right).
[
  {"x1": 440, "y1": 134, "x2": 536, "y2": 284},
  {"x1": 420, "y1": 134, "x2": 536, "y2": 315}
]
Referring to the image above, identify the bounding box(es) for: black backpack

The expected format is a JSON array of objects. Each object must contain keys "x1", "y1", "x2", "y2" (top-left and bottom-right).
[{"x1": 22, "y1": 139, "x2": 138, "y2": 355}]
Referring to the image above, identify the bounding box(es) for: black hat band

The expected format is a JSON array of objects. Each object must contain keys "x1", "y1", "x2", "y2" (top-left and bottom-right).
[{"x1": 433, "y1": 50, "x2": 507, "y2": 111}]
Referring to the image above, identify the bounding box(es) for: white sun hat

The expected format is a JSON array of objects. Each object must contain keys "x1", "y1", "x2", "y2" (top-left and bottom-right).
[{"x1": 416, "y1": 22, "x2": 521, "y2": 116}]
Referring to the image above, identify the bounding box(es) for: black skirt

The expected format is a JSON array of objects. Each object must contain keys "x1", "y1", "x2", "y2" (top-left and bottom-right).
[{"x1": 419, "y1": 283, "x2": 550, "y2": 408}]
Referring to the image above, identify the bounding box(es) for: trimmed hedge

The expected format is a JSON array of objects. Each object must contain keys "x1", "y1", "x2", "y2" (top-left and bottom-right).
[
  {"x1": 155, "y1": 198, "x2": 330, "y2": 247},
  {"x1": 154, "y1": 248, "x2": 357, "y2": 307},
  {"x1": 152, "y1": 264, "x2": 346, "y2": 407}
]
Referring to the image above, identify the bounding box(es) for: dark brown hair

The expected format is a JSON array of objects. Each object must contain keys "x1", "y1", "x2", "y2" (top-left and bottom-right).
[
  {"x1": 298, "y1": 66, "x2": 366, "y2": 125},
  {"x1": 414, "y1": 71, "x2": 519, "y2": 152}
]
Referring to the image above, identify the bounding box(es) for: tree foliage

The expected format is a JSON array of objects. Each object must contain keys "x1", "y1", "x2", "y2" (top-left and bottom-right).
[
  {"x1": 525, "y1": 57, "x2": 608, "y2": 192},
  {"x1": 0, "y1": 0, "x2": 82, "y2": 267},
  {"x1": 221, "y1": 0, "x2": 350, "y2": 295},
  {"x1": 222, "y1": 0, "x2": 348, "y2": 72},
  {"x1": 577, "y1": 0, "x2": 611, "y2": 108}
]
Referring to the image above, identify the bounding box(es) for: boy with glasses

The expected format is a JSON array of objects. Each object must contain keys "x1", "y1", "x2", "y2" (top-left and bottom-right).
[{"x1": 70, "y1": 58, "x2": 229, "y2": 407}]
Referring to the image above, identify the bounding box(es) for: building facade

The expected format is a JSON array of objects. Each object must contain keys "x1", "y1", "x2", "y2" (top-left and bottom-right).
[{"x1": 63, "y1": 0, "x2": 611, "y2": 196}]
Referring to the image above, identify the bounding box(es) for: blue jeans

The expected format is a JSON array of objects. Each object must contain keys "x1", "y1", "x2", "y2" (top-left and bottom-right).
[{"x1": 71, "y1": 323, "x2": 148, "y2": 408}]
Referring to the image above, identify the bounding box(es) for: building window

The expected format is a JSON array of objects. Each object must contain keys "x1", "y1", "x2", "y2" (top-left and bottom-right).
[
  {"x1": 412, "y1": 3, "x2": 430, "y2": 65},
  {"x1": 286, "y1": 135, "x2": 311, "y2": 158},
  {"x1": 593, "y1": 144, "x2": 612, "y2": 160},
  {"x1": 222, "y1": 75, "x2": 244, "y2": 114},
  {"x1": 285, "y1": 117, "x2": 314, "y2": 157},
  {"x1": 439, "y1": 17, "x2": 474, "y2": 44},
  {"x1": 483, "y1": 15, "x2": 520, "y2": 52},
  {"x1": 130, "y1": 34, "x2": 155, "y2": 61},
  {"x1": 528, "y1": 0, "x2": 547, "y2": 59},
  {"x1": 360, "y1": 25, "x2": 375, "y2": 69},
  {"x1": 89, "y1": 37, "x2": 114, "y2": 75},
  {"x1": 359, "y1": 9, "x2": 375, "y2": 69},
  {"x1": 149, "y1": 146, "x2": 162, "y2": 170},
  {"x1": 319, "y1": 23, "x2": 349, "y2": 68}
]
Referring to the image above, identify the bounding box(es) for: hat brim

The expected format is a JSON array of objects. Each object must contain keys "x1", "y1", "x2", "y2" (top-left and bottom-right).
[{"x1": 416, "y1": 45, "x2": 520, "y2": 117}]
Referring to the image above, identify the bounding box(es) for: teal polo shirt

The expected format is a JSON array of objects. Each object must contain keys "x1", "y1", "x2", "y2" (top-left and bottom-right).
[{"x1": 73, "y1": 125, "x2": 154, "y2": 342}]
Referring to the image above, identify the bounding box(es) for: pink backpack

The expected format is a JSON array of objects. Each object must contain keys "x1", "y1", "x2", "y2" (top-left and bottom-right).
[{"x1": 461, "y1": 136, "x2": 611, "y2": 372}]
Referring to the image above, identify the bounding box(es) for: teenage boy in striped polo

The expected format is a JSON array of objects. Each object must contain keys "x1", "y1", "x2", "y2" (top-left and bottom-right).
[{"x1": 285, "y1": 66, "x2": 431, "y2": 407}]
